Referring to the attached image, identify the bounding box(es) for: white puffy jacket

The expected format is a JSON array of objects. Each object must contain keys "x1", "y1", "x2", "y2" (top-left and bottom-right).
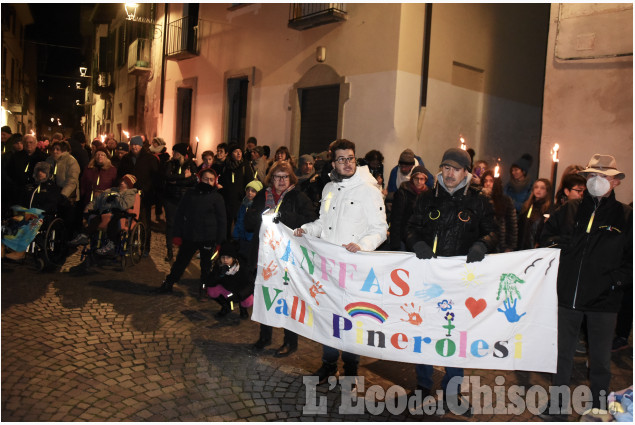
[{"x1": 301, "y1": 165, "x2": 388, "y2": 251}]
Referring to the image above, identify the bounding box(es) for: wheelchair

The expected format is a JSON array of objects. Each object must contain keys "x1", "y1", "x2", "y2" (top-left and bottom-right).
[
  {"x1": 2, "y1": 208, "x2": 68, "y2": 271},
  {"x1": 80, "y1": 192, "x2": 146, "y2": 270},
  {"x1": 29, "y1": 214, "x2": 68, "y2": 271}
]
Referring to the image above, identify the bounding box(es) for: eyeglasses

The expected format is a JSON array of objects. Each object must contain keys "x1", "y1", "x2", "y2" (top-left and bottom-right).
[
  {"x1": 272, "y1": 175, "x2": 290, "y2": 181},
  {"x1": 569, "y1": 188, "x2": 585, "y2": 193},
  {"x1": 335, "y1": 156, "x2": 356, "y2": 164}
]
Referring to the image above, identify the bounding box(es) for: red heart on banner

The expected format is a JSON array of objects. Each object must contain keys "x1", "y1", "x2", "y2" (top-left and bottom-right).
[{"x1": 465, "y1": 297, "x2": 487, "y2": 318}]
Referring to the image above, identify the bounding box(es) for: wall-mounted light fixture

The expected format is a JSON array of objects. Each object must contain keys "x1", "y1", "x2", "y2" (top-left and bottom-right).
[
  {"x1": 124, "y1": 3, "x2": 162, "y2": 37},
  {"x1": 316, "y1": 46, "x2": 326, "y2": 63},
  {"x1": 125, "y1": 3, "x2": 139, "y2": 20}
]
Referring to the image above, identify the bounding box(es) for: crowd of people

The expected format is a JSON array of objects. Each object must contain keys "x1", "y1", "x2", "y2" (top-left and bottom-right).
[{"x1": 1, "y1": 124, "x2": 631, "y2": 419}]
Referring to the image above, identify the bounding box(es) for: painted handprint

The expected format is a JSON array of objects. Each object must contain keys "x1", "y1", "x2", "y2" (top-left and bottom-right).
[
  {"x1": 497, "y1": 298, "x2": 526, "y2": 323},
  {"x1": 263, "y1": 229, "x2": 281, "y2": 251},
  {"x1": 261, "y1": 261, "x2": 278, "y2": 281},
  {"x1": 400, "y1": 302, "x2": 423, "y2": 325},
  {"x1": 414, "y1": 283, "x2": 444, "y2": 301},
  {"x1": 309, "y1": 279, "x2": 326, "y2": 305}
]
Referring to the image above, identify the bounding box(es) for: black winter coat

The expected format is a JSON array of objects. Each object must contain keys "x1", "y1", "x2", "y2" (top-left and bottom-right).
[
  {"x1": 541, "y1": 191, "x2": 632, "y2": 312},
  {"x1": 406, "y1": 182, "x2": 498, "y2": 256},
  {"x1": 244, "y1": 187, "x2": 317, "y2": 270},
  {"x1": 20, "y1": 179, "x2": 62, "y2": 214},
  {"x1": 390, "y1": 181, "x2": 426, "y2": 250},
  {"x1": 208, "y1": 263, "x2": 254, "y2": 302},
  {"x1": 173, "y1": 183, "x2": 227, "y2": 243},
  {"x1": 117, "y1": 150, "x2": 159, "y2": 200},
  {"x1": 218, "y1": 159, "x2": 255, "y2": 221},
  {"x1": 7, "y1": 149, "x2": 48, "y2": 187},
  {"x1": 163, "y1": 158, "x2": 198, "y2": 202},
  {"x1": 518, "y1": 199, "x2": 554, "y2": 250}
]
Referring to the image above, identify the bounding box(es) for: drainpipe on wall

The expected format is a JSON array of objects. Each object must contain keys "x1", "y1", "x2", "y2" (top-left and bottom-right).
[
  {"x1": 417, "y1": 3, "x2": 433, "y2": 139},
  {"x1": 160, "y1": 3, "x2": 168, "y2": 114}
]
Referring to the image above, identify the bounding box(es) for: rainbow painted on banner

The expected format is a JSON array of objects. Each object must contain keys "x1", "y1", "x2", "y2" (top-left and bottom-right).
[{"x1": 345, "y1": 302, "x2": 389, "y2": 324}]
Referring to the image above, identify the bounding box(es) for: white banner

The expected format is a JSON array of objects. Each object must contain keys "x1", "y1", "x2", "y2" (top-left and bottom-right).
[{"x1": 252, "y1": 215, "x2": 560, "y2": 373}]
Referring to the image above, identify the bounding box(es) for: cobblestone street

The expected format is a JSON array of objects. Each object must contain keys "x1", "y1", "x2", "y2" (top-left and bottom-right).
[{"x1": 2, "y1": 222, "x2": 632, "y2": 421}]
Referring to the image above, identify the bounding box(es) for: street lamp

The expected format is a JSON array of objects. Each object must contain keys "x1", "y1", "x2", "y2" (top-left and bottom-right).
[
  {"x1": 124, "y1": 3, "x2": 162, "y2": 36},
  {"x1": 125, "y1": 3, "x2": 139, "y2": 20}
]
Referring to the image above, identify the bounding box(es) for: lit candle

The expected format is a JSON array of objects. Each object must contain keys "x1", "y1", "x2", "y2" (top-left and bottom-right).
[
  {"x1": 551, "y1": 143, "x2": 560, "y2": 163},
  {"x1": 459, "y1": 136, "x2": 466, "y2": 151},
  {"x1": 122, "y1": 130, "x2": 130, "y2": 141},
  {"x1": 494, "y1": 157, "x2": 501, "y2": 178},
  {"x1": 100, "y1": 134, "x2": 106, "y2": 143}
]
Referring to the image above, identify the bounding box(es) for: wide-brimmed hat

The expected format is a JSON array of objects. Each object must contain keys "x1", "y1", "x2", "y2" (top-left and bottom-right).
[{"x1": 578, "y1": 154, "x2": 625, "y2": 180}]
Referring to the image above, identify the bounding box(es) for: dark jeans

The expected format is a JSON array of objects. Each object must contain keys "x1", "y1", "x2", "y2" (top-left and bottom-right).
[
  {"x1": 322, "y1": 345, "x2": 359, "y2": 371},
  {"x1": 139, "y1": 196, "x2": 152, "y2": 253},
  {"x1": 553, "y1": 306, "x2": 616, "y2": 408},
  {"x1": 258, "y1": 325, "x2": 298, "y2": 347},
  {"x1": 615, "y1": 285, "x2": 632, "y2": 339},
  {"x1": 166, "y1": 240, "x2": 215, "y2": 286},
  {"x1": 163, "y1": 199, "x2": 178, "y2": 254},
  {"x1": 415, "y1": 364, "x2": 464, "y2": 395}
]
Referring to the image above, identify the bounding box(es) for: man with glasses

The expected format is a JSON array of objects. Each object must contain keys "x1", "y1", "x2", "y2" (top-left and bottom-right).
[{"x1": 294, "y1": 138, "x2": 388, "y2": 385}]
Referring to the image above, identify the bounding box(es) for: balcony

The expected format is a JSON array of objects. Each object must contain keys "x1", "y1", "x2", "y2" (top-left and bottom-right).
[
  {"x1": 166, "y1": 16, "x2": 200, "y2": 61},
  {"x1": 288, "y1": 3, "x2": 347, "y2": 31},
  {"x1": 128, "y1": 38, "x2": 152, "y2": 75}
]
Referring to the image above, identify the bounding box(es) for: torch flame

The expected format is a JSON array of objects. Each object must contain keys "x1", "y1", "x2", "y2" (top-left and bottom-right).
[
  {"x1": 459, "y1": 136, "x2": 466, "y2": 150},
  {"x1": 551, "y1": 143, "x2": 560, "y2": 162}
]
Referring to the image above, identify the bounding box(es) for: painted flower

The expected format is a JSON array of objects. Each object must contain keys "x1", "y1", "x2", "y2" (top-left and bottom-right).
[
  {"x1": 437, "y1": 299, "x2": 453, "y2": 311},
  {"x1": 444, "y1": 312, "x2": 455, "y2": 322}
]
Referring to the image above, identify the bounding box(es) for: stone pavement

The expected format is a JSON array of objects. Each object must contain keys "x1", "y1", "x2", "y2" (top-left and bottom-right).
[{"x1": 2, "y1": 221, "x2": 632, "y2": 421}]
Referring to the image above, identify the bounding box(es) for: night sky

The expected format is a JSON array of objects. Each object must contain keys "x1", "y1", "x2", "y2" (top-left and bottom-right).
[{"x1": 25, "y1": 4, "x2": 85, "y2": 136}]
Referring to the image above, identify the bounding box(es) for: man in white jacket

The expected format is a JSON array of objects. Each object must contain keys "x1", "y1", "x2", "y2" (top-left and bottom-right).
[{"x1": 294, "y1": 139, "x2": 388, "y2": 383}]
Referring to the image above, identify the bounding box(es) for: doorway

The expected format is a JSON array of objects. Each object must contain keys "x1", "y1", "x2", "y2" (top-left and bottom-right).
[
  {"x1": 226, "y1": 76, "x2": 249, "y2": 146},
  {"x1": 175, "y1": 87, "x2": 192, "y2": 144},
  {"x1": 299, "y1": 85, "x2": 339, "y2": 155}
]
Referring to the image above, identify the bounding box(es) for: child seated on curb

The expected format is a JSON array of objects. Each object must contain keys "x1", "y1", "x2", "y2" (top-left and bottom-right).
[
  {"x1": 231, "y1": 180, "x2": 263, "y2": 258},
  {"x1": 207, "y1": 241, "x2": 254, "y2": 319}
]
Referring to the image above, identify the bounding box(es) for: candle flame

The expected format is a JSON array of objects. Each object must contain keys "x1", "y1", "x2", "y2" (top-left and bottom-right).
[
  {"x1": 30, "y1": 130, "x2": 36, "y2": 137},
  {"x1": 494, "y1": 164, "x2": 500, "y2": 178},
  {"x1": 195, "y1": 136, "x2": 199, "y2": 142},
  {"x1": 551, "y1": 143, "x2": 560, "y2": 162},
  {"x1": 100, "y1": 134, "x2": 106, "y2": 143},
  {"x1": 122, "y1": 130, "x2": 130, "y2": 139},
  {"x1": 459, "y1": 136, "x2": 466, "y2": 150}
]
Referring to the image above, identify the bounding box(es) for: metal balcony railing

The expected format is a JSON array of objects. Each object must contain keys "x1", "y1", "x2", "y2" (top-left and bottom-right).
[
  {"x1": 128, "y1": 38, "x2": 152, "y2": 74},
  {"x1": 288, "y1": 3, "x2": 347, "y2": 30},
  {"x1": 166, "y1": 16, "x2": 200, "y2": 60}
]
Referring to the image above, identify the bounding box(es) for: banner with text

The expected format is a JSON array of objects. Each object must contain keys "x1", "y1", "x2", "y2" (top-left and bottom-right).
[{"x1": 252, "y1": 215, "x2": 560, "y2": 373}]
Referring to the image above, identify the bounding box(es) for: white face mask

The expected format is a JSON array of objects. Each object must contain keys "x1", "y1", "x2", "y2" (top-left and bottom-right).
[{"x1": 586, "y1": 175, "x2": 611, "y2": 197}]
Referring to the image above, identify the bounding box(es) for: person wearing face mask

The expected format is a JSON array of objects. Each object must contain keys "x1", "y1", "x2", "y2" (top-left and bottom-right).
[{"x1": 540, "y1": 154, "x2": 632, "y2": 420}]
